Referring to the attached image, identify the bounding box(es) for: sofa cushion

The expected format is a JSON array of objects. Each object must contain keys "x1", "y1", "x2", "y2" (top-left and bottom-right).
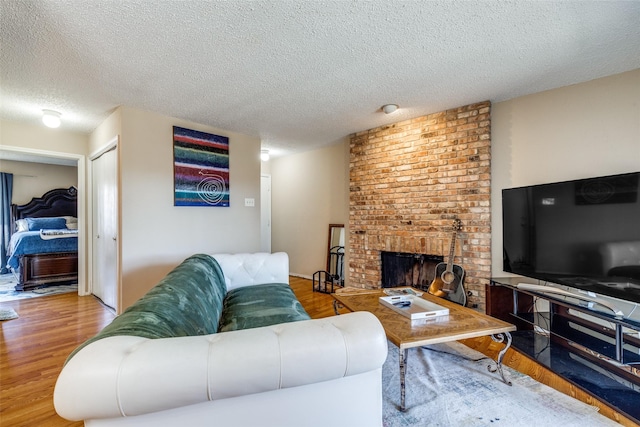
[
  {"x1": 66, "y1": 254, "x2": 226, "y2": 362},
  {"x1": 212, "y1": 252, "x2": 289, "y2": 291},
  {"x1": 218, "y1": 283, "x2": 311, "y2": 332}
]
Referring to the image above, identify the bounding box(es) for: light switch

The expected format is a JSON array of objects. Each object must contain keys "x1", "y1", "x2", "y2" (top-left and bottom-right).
[{"x1": 244, "y1": 198, "x2": 255, "y2": 207}]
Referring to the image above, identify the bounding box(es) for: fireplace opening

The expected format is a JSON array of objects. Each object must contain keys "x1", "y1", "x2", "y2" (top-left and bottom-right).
[{"x1": 381, "y1": 251, "x2": 444, "y2": 289}]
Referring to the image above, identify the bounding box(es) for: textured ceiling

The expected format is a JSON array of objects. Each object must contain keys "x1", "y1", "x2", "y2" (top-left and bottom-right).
[{"x1": 1, "y1": 0, "x2": 639, "y2": 157}]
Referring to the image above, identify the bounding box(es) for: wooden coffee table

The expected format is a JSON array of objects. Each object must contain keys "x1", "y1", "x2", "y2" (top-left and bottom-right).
[{"x1": 332, "y1": 288, "x2": 516, "y2": 411}]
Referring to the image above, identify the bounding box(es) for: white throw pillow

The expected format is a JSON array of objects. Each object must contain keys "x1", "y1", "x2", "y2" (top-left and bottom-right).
[
  {"x1": 15, "y1": 219, "x2": 28, "y2": 232},
  {"x1": 62, "y1": 216, "x2": 78, "y2": 229}
]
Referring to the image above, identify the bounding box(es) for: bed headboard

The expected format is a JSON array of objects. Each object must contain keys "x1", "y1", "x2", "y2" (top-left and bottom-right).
[{"x1": 11, "y1": 186, "x2": 78, "y2": 230}]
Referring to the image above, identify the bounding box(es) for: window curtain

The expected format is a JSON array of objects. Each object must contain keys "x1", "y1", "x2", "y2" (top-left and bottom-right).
[{"x1": 1, "y1": 173, "x2": 13, "y2": 274}]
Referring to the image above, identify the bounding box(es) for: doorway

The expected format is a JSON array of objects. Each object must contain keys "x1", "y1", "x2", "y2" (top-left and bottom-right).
[
  {"x1": 0, "y1": 145, "x2": 87, "y2": 294},
  {"x1": 260, "y1": 174, "x2": 272, "y2": 253}
]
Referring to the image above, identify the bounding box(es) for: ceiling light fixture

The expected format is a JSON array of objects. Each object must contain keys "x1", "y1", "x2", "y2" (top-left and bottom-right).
[
  {"x1": 42, "y1": 109, "x2": 61, "y2": 128},
  {"x1": 260, "y1": 149, "x2": 270, "y2": 161},
  {"x1": 381, "y1": 104, "x2": 399, "y2": 114},
  {"x1": 382, "y1": 104, "x2": 398, "y2": 114}
]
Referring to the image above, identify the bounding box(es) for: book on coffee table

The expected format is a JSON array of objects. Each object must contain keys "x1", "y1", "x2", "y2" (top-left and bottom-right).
[
  {"x1": 383, "y1": 287, "x2": 423, "y2": 297},
  {"x1": 379, "y1": 295, "x2": 449, "y2": 320}
]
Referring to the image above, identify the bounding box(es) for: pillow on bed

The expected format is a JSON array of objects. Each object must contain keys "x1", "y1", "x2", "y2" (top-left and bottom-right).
[
  {"x1": 26, "y1": 217, "x2": 67, "y2": 231},
  {"x1": 61, "y1": 216, "x2": 78, "y2": 229},
  {"x1": 15, "y1": 219, "x2": 29, "y2": 232}
]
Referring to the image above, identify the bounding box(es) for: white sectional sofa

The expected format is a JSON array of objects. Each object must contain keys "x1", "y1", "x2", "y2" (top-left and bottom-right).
[{"x1": 54, "y1": 252, "x2": 388, "y2": 426}]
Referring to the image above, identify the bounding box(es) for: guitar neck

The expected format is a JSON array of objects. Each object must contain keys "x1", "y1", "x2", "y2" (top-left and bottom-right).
[{"x1": 446, "y1": 231, "x2": 457, "y2": 270}]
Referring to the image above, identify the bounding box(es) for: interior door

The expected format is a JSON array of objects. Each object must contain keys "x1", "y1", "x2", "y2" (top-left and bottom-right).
[
  {"x1": 91, "y1": 147, "x2": 118, "y2": 310},
  {"x1": 260, "y1": 174, "x2": 272, "y2": 252}
]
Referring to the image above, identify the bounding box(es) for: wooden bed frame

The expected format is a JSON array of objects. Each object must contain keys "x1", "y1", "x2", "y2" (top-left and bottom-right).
[{"x1": 10, "y1": 187, "x2": 78, "y2": 291}]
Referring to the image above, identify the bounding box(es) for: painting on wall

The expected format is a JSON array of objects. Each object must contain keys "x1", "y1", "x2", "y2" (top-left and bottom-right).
[{"x1": 173, "y1": 126, "x2": 230, "y2": 207}]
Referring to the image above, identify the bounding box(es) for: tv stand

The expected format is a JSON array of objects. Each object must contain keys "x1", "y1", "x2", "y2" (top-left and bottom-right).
[{"x1": 489, "y1": 277, "x2": 640, "y2": 424}]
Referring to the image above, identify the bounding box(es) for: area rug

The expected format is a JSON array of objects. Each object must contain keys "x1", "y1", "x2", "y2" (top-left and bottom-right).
[
  {"x1": 0, "y1": 307, "x2": 19, "y2": 320},
  {"x1": 0, "y1": 273, "x2": 77, "y2": 303},
  {"x1": 382, "y1": 341, "x2": 618, "y2": 427}
]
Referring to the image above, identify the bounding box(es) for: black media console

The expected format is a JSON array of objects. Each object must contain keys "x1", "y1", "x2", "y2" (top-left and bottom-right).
[{"x1": 489, "y1": 277, "x2": 640, "y2": 424}]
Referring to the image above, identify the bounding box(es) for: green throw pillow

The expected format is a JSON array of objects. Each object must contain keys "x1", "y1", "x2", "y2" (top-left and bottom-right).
[{"x1": 219, "y1": 283, "x2": 310, "y2": 332}]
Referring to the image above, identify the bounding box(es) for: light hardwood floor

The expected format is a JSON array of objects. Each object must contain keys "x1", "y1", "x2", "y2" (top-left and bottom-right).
[
  {"x1": 1, "y1": 292, "x2": 115, "y2": 426},
  {"x1": 0, "y1": 277, "x2": 637, "y2": 426}
]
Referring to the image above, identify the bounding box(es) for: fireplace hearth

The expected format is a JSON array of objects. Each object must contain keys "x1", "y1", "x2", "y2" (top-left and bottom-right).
[{"x1": 381, "y1": 251, "x2": 444, "y2": 289}]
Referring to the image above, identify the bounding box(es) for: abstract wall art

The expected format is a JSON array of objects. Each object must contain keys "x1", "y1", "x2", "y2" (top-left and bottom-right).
[{"x1": 173, "y1": 126, "x2": 230, "y2": 206}]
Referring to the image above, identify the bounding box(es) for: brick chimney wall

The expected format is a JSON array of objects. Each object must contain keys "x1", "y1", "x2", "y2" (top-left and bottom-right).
[{"x1": 348, "y1": 101, "x2": 491, "y2": 311}]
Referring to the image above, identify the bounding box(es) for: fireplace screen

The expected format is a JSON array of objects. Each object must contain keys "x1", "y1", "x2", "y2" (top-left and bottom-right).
[{"x1": 381, "y1": 251, "x2": 444, "y2": 289}]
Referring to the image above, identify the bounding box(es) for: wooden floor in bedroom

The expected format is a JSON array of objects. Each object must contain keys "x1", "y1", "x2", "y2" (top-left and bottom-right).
[{"x1": 0, "y1": 276, "x2": 636, "y2": 426}]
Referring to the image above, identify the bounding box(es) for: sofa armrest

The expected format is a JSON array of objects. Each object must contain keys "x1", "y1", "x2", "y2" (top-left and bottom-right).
[
  {"x1": 54, "y1": 311, "x2": 387, "y2": 421},
  {"x1": 211, "y1": 252, "x2": 289, "y2": 291}
]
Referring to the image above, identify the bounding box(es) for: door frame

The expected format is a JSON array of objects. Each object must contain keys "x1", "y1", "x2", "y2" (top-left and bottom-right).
[
  {"x1": 88, "y1": 136, "x2": 120, "y2": 312},
  {"x1": 0, "y1": 145, "x2": 87, "y2": 294},
  {"x1": 260, "y1": 174, "x2": 272, "y2": 253}
]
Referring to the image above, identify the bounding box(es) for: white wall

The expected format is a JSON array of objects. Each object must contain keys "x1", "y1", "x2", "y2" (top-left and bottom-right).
[
  {"x1": 0, "y1": 159, "x2": 77, "y2": 205},
  {"x1": 89, "y1": 108, "x2": 121, "y2": 155},
  {"x1": 271, "y1": 69, "x2": 639, "y2": 287},
  {"x1": 491, "y1": 69, "x2": 640, "y2": 277},
  {"x1": 1, "y1": 118, "x2": 89, "y2": 291},
  {"x1": 0, "y1": 119, "x2": 89, "y2": 156},
  {"x1": 271, "y1": 140, "x2": 349, "y2": 278},
  {"x1": 109, "y1": 107, "x2": 262, "y2": 308},
  {"x1": 1, "y1": 111, "x2": 263, "y2": 310}
]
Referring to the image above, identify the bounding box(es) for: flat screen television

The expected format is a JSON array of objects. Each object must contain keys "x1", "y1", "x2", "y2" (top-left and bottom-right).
[{"x1": 502, "y1": 171, "x2": 640, "y2": 304}]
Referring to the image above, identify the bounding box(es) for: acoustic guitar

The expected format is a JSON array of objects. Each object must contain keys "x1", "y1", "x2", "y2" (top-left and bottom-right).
[{"x1": 427, "y1": 219, "x2": 467, "y2": 306}]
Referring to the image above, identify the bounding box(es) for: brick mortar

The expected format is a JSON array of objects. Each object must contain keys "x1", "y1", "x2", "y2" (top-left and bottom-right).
[{"x1": 349, "y1": 101, "x2": 491, "y2": 312}]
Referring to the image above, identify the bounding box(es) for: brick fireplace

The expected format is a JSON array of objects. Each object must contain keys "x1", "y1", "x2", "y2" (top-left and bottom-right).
[{"x1": 348, "y1": 101, "x2": 491, "y2": 311}]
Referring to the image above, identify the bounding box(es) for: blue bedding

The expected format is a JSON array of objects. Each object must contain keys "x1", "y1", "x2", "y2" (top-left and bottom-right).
[{"x1": 7, "y1": 231, "x2": 78, "y2": 269}]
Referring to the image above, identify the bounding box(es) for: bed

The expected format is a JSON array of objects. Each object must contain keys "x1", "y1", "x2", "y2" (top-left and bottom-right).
[{"x1": 7, "y1": 187, "x2": 78, "y2": 291}]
